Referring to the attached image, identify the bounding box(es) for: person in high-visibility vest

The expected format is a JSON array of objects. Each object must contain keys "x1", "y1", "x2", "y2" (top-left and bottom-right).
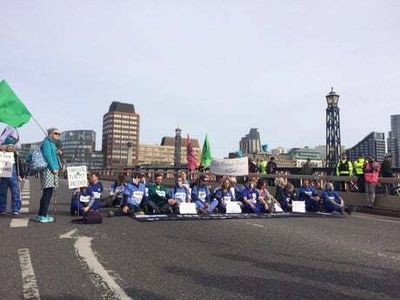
[
  {"x1": 336, "y1": 153, "x2": 353, "y2": 191},
  {"x1": 353, "y1": 154, "x2": 365, "y2": 193}
]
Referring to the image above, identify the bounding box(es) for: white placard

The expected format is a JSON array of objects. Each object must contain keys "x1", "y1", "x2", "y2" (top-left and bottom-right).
[
  {"x1": 80, "y1": 195, "x2": 90, "y2": 203},
  {"x1": 274, "y1": 203, "x2": 284, "y2": 212},
  {"x1": 67, "y1": 166, "x2": 88, "y2": 189},
  {"x1": 226, "y1": 201, "x2": 242, "y2": 214},
  {"x1": 210, "y1": 157, "x2": 249, "y2": 176},
  {"x1": 292, "y1": 201, "x2": 306, "y2": 213},
  {"x1": 0, "y1": 152, "x2": 15, "y2": 178},
  {"x1": 179, "y1": 203, "x2": 197, "y2": 214}
]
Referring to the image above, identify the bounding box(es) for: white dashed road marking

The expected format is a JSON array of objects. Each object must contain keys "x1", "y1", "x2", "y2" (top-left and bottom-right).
[{"x1": 18, "y1": 248, "x2": 41, "y2": 300}]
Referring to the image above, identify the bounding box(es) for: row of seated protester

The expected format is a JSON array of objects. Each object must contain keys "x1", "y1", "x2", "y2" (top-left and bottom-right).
[{"x1": 70, "y1": 172, "x2": 354, "y2": 217}]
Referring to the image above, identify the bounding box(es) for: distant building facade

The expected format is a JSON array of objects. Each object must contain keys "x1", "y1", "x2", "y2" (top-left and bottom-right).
[
  {"x1": 347, "y1": 132, "x2": 386, "y2": 162},
  {"x1": 102, "y1": 102, "x2": 140, "y2": 168},
  {"x1": 239, "y1": 128, "x2": 262, "y2": 155},
  {"x1": 388, "y1": 115, "x2": 400, "y2": 168},
  {"x1": 60, "y1": 130, "x2": 103, "y2": 169},
  {"x1": 139, "y1": 137, "x2": 200, "y2": 166},
  {"x1": 287, "y1": 147, "x2": 323, "y2": 168}
]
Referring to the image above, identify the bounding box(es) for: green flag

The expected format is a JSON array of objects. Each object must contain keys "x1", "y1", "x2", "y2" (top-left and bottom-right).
[
  {"x1": 0, "y1": 80, "x2": 32, "y2": 127},
  {"x1": 200, "y1": 134, "x2": 212, "y2": 168}
]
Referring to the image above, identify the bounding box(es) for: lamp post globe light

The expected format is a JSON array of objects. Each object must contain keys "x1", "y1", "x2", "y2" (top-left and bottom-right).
[{"x1": 325, "y1": 87, "x2": 341, "y2": 169}]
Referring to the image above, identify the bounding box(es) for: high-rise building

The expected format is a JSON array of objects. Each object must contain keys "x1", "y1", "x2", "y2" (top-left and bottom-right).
[
  {"x1": 346, "y1": 132, "x2": 386, "y2": 162},
  {"x1": 239, "y1": 128, "x2": 261, "y2": 155},
  {"x1": 102, "y1": 102, "x2": 140, "y2": 168},
  {"x1": 60, "y1": 130, "x2": 97, "y2": 168},
  {"x1": 389, "y1": 115, "x2": 400, "y2": 168}
]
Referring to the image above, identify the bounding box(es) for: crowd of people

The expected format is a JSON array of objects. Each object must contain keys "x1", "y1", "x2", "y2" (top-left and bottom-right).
[{"x1": 0, "y1": 126, "x2": 396, "y2": 221}]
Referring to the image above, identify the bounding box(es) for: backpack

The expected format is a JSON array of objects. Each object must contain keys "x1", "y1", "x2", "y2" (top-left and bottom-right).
[
  {"x1": 83, "y1": 211, "x2": 103, "y2": 224},
  {"x1": 26, "y1": 146, "x2": 48, "y2": 174}
]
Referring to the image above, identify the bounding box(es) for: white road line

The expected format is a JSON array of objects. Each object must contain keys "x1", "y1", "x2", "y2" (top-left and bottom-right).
[
  {"x1": 61, "y1": 229, "x2": 133, "y2": 300},
  {"x1": 18, "y1": 248, "x2": 41, "y2": 300},
  {"x1": 246, "y1": 222, "x2": 264, "y2": 228},
  {"x1": 20, "y1": 207, "x2": 29, "y2": 213},
  {"x1": 352, "y1": 214, "x2": 400, "y2": 224},
  {"x1": 22, "y1": 200, "x2": 29, "y2": 206},
  {"x1": 11, "y1": 218, "x2": 29, "y2": 228}
]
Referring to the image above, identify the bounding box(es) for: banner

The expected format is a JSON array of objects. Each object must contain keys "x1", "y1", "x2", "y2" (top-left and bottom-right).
[
  {"x1": 67, "y1": 166, "x2": 88, "y2": 189},
  {"x1": 0, "y1": 151, "x2": 15, "y2": 178},
  {"x1": 210, "y1": 157, "x2": 248, "y2": 176}
]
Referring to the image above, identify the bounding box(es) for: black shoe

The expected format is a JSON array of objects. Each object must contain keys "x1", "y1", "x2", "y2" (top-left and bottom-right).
[{"x1": 344, "y1": 206, "x2": 353, "y2": 215}]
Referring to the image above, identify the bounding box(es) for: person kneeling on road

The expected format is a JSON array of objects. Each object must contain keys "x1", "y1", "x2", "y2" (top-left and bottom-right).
[
  {"x1": 298, "y1": 180, "x2": 321, "y2": 212},
  {"x1": 320, "y1": 182, "x2": 353, "y2": 215},
  {"x1": 165, "y1": 175, "x2": 191, "y2": 214},
  {"x1": 118, "y1": 172, "x2": 146, "y2": 216}
]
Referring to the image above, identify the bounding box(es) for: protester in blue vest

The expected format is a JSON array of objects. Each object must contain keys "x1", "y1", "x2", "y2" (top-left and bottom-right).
[
  {"x1": 213, "y1": 176, "x2": 238, "y2": 213},
  {"x1": 320, "y1": 182, "x2": 353, "y2": 215},
  {"x1": 118, "y1": 171, "x2": 146, "y2": 216},
  {"x1": 191, "y1": 174, "x2": 215, "y2": 213},
  {"x1": 240, "y1": 177, "x2": 265, "y2": 213},
  {"x1": 0, "y1": 126, "x2": 24, "y2": 215},
  {"x1": 82, "y1": 172, "x2": 103, "y2": 213},
  {"x1": 298, "y1": 179, "x2": 321, "y2": 212},
  {"x1": 70, "y1": 185, "x2": 91, "y2": 216},
  {"x1": 166, "y1": 175, "x2": 191, "y2": 214}
]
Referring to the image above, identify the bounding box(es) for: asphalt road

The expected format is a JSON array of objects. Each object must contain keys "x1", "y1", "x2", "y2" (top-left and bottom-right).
[{"x1": 0, "y1": 178, "x2": 400, "y2": 300}]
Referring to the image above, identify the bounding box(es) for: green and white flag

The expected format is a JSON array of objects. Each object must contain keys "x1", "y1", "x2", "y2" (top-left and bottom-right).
[
  {"x1": 0, "y1": 80, "x2": 32, "y2": 127},
  {"x1": 200, "y1": 134, "x2": 212, "y2": 168}
]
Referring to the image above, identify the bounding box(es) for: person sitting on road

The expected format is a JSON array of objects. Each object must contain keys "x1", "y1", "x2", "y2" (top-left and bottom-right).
[
  {"x1": 166, "y1": 175, "x2": 191, "y2": 214},
  {"x1": 178, "y1": 171, "x2": 191, "y2": 190},
  {"x1": 191, "y1": 174, "x2": 214, "y2": 213},
  {"x1": 107, "y1": 174, "x2": 126, "y2": 207},
  {"x1": 320, "y1": 182, "x2": 353, "y2": 215},
  {"x1": 274, "y1": 178, "x2": 285, "y2": 199},
  {"x1": 240, "y1": 177, "x2": 266, "y2": 213},
  {"x1": 276, "y1": 183, "x2": 296, "y2": 212},
  {"x1": 146, "y1": 173, "x2": 170, "y2": 214},
  {"x1": 213, "y1": 176, "x2": 239, "y2": 213},
  {"x1": 83, "y1": 172, "x2": 104, "y2": 213},
  {"x1": 256, "y1": 179, "x2": 282, "y2": 213},
  {"x1": 70, "y1": 185, "x2": 91, "y2": 216},
  {"x1": 298, "y1": 179, "x2": 321, "y2": 212},
  {"x1": 118, "y1": 172, "x2": 147, "y2": 216}
]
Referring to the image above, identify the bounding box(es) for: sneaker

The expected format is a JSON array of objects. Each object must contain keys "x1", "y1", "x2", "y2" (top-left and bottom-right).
[
  {"x1": 45, "y1": 215, "x2": 55, "y2": 222},
  {"x1": 0, "y1": 211, "x2": 6, "y2": 216},
  {"x1": 134, "y1": 211, "x2": 145, "y2": 216},
  {"x1": 12, "y1": 211, "x2": 19, "y2": 216},
  {"x1": 37, "y1": 216, "x2": 48, "y2": 223}
]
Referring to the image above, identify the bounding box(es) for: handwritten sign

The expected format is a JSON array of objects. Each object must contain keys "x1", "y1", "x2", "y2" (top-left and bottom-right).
[
  {"x1": 67, "y1": 166, "x2": 88, "y2": 189},
  {"x1": 292, "y1": 201, "x2": 306, "y2": 213},
  {"x1": 0, "y1": 152, "x2": 15, "y2": 178},
  {"x1": 179, "y1": 203, "x2": 197, "y2": 214},
  {"x1": 225, "y1": 201, "x2": 242, "y2": 214},
  {"x1": 210, "y1": 157, "x2": 248, "y2": 176}
]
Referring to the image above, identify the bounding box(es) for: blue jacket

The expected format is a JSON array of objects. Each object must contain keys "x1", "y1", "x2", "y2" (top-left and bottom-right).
[
  {"x1": 41, "y1": 137, "x2": 61, "y2": 171},
  {"x1": 321, "y1": 190, "x2": 340, "y2": 206},
  {"x1": 191, "y1": 184, "x2": 211, "y2": 203},
  {"x1": 240, "y1": 187, "x2": 260, "y2": 204},
  {"x1": 88, "y1": 182, "x2": 103, "y2": 207},
  {"x1": 123, "y1": 182, "x2": 146, "y2": 206},
  {"x1": 213, "y1": 188, "x2": 235, "y2": 203},
  {"x1": 167, "y1": 185, "x2": 190, "y2": 203},
  {"x1": 298, "y1": 186, "x2": 319, "y2": 201}
]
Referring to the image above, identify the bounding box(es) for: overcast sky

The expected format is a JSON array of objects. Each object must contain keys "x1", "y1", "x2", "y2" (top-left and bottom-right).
[{"x1": 1, "y1": 0, "x2": 399, "y2": 158}]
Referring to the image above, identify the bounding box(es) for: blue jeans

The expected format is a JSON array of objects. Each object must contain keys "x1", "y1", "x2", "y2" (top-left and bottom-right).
[
  {"x1": 71, "y1": 199, "x2": 101, "y2": 215},
  {"x1": 195, "y1": 199, "x2": 219, "y2": 213},
  {"x1": 0, "y1": 166, "x2": 21, "y2": 213},
  {"x1": 242, "y1": 202, "x2": 265, "y2": 213}
]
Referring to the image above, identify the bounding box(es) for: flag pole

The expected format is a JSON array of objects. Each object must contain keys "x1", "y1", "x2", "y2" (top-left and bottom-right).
[{"x1": 30, "y1": 115, "x2": 47, "y2": 137}]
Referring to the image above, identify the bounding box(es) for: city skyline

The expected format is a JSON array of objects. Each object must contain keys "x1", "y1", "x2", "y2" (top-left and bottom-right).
[{"x1": 2, "y1": 1, "x2": 400, "y2": 158}]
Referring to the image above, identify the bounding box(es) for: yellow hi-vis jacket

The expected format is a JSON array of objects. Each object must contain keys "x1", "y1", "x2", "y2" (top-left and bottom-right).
[
  {"x1": 336, "y1": 159, "x2": 353, "y2": 176},
  {"x1": 353, "y1": 158, "x2": 365, "y2": 175}
]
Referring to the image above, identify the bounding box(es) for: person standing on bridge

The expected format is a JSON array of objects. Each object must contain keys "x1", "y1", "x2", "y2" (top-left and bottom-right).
[
  {"x1": 35, "y1": 128, "x2": 62, "y2": 223},
  {"x1": 364, "y1": 156, "x2": 380, "y2": 208},
  {"x1": 336, "y1": 153, "x2": 353, "y2": 191},
  {"x1": 353, "y1": 154, "x2": 365, "y2": 193},
  {"x1": 0, "y1": 126, "x2": 24, "y2": 215}
]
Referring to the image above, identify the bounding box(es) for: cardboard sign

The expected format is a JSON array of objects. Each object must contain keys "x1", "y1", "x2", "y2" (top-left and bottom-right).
[
  {"x1": 210, "y1": 157, "x2": 248, "y2": 176},
  {"x1": 292, "y1": 201, "x2": 306, "y2": 213},
  {"x1": 226, "y1": 201, "x2": 242, "y2": 214},
  {"x1": 0, "y1": 152, "x2": 15, "y2": 178},
  {"x1": 67, "y1": 166, "x2": 88, "y2": 189},
  {"x1": 179, "y1": 203, "x2": 197, "y2": 214}
]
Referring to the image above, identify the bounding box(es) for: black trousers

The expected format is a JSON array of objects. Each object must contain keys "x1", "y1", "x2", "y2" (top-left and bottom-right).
[
  {"x1": 357, "y1": 175, "x2": 365, "y2": 193},
  {"x1": 38, "y1": 188, "x2": 53, "y2": 216}
]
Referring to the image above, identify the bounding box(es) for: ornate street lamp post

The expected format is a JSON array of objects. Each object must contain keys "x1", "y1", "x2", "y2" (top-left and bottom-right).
[{"x1": 326, "y1": 87, "x2": 341, "y2": 168}]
